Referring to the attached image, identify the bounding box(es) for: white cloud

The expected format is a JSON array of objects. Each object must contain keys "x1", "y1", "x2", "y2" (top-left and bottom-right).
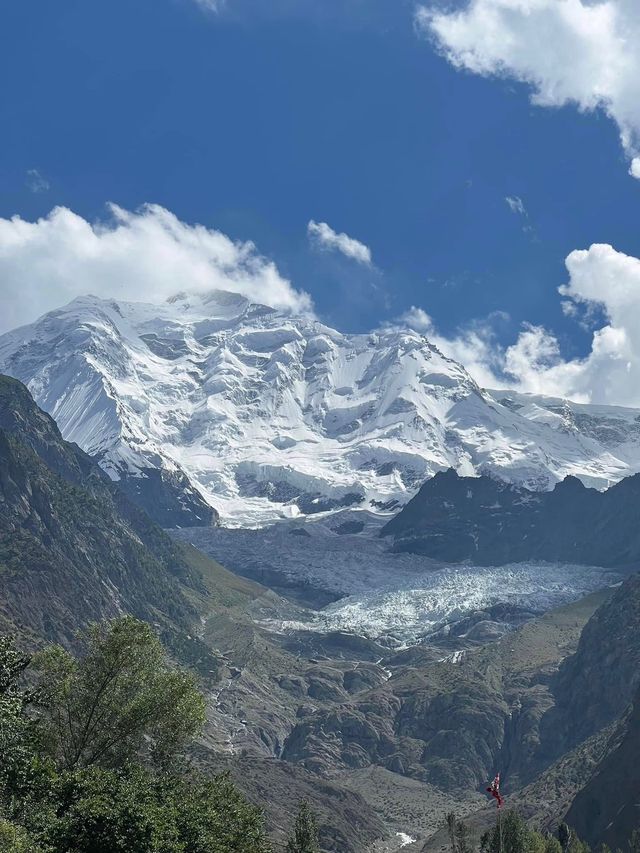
[
  {"x1": 401, "y1": 243, "x2": 640, "y2": 407},
  {"x1": 0, "y1": 203, "x2": 312, "y2": 334},
  {"x1": 398, "y1": 305, "x2": 434, "y2": 333},
  {"x1": 505, "y1": 195, "x2": 526, "y2": 216},
  {"x1": 193, "y1": 0, "x2": 222, "y2": 11},
  {"x1": 25, "y1": 169, "x2": 50, "y2": 194},
  {"x1": 307, "y1": 220, "x2": 372, "y2": 265},
  {"x1": 398, "y1": 307, "x2": 508, "y2": 389},
  {"x1": 417, "y1": 0, "x2": 640, "y2": 177}
]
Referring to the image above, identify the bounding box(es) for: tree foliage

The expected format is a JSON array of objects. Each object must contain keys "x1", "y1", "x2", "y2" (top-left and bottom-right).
[
  {"x1": 37, "y1": 766, "x2": 270, "y2": 853},
  {"x1": 0, "y1": 618, "x2": 271, "y2": 853},
  {"x1": 481, "y1": 812, "x2": 578, "y2": 853},
  {"x1": 286, "y1": 799, "x2": 320, "y2": 853},
  {"x1": 447, "y1": 812, "x2": 473, "y2": 853},
  {"x1": 35, "y1": 617, "x2": 206, "y2": 770}
]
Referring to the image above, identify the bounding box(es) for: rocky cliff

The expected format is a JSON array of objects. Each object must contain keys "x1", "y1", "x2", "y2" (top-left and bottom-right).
[{"x1": 383, "y1": 468, "x2": 640, "y2": 568}]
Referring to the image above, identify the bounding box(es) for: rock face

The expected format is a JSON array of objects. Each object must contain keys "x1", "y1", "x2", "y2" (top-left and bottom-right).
[
  {"x1": 0, "y1": 373, "x2": 204, "y2": 642},
  {"x1": 4, "y1": 292, "x2": 640, "y2": 527},
  {"x1": 549, "y1": 575, "x2": 640, "y2": 749},
  {"x1": 564, "y1": 692, "x2": 640, "y2": 850},
  {"x1": 383, "y1": 468, "x2": 640, "y2": 568}
]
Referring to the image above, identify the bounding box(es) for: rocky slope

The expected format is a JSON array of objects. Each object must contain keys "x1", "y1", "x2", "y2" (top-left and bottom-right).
[
  {"x1": 3, "y1": 292, "x2": 640, "y2": 527},
  {"x1": 418, "y1": 574, "x2": 640, "y2": 851},
  {"x1": 564, "y1": 691, "x2": 640, "y2": 849},
  {"x1": 0, "y1": 374, "x2": 392, "y2": 851},
  {"x1": 540, "y1": 573, "x2": 640, "y2": 758},
  {"x1": 0, "y1": 374, "x2": 206, "y2": 642},
  {"x1": 275, "y1": 590, "x2": 611, "y2": 793},
  {"x1": 382, "y1": 468, "x2": 640, "y2": 567}
]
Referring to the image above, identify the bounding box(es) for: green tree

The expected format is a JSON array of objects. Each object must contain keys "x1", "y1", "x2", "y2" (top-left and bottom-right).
[
  {"x1": 447, "y1": 812, "x2": 458, "y2": 853},
  {"x1": 286, "y1": 799, "x2": 320, "y2": 853},
  {"x1": 36, "y1": 765, "x2": 271, "y2": 853},
  {"x1": 0, "y1": 636, "x2": 51, "y2": 817},
  {"x1": 483, "y1": 814, "x2": 589, "y2": 853},
  {"x1": 545, "y1": 836, "x2": 563, "y2": 853},
  {"x1": 446, "y1": 813, "x2": 472, "y2": 853},
  {"x1": 0, "y1": 819, "x2": 41, "y2": 853},
  {"x1": 0, "y1": 624, "x2": 272, "y2": 852},
  {"x1": 559, "y1": 824, "x2": 573, "y2": 853},
  {"x1": 482, "y1": 810, "x2": 530, "y2": 853},
  {"x1": 35, "y1": 617, "x2": 206, "y2": 770},
  {"x1": 457, "y1": 819, "x2": 473, "y2": 853}
]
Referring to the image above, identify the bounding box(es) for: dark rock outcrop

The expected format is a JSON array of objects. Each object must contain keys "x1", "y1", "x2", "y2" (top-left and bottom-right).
[
  {"x1": 115, "y1": 465, "x2": 218, "y2": 529},
  {"x1": 383, "y1": 468, "x2": 640, "y2": 567},
  {"x1": 564, "y1": 691, "x2": 640, "y2": 850},
  {"x1": 546, "y1": 574, "x2": 640, "y2": 752}
]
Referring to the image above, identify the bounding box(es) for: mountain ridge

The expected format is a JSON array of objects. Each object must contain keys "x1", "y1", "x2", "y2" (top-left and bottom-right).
[
  {"x1": 382, "y1": 468, "x2": 640, "y2": 568},
  {"x1": 3, "y1": 292, "x2": 640, "y2": 527}
]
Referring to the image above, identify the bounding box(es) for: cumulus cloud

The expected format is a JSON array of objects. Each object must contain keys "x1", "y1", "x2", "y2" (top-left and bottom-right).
[
  {"x1": 400, "y1": 243, "x2": 640, "y2": 407},
  {"x1": 417, "y1": 0, "x2": 640, "y2": 177},
  {"x1": 0, "y1": 203, "x2": 312, "y2": 334},
  {"x1": 398, "y1": 305, "x2": 434, "y2": 333},
  {"x1": 307, "y1": 220, "x2": 373, "y2": 265}
]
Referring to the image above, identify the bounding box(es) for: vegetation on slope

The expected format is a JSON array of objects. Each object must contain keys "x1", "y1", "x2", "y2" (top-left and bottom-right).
[{"x1": 0, "y1": 617, "x2": 271, "y2": 853}]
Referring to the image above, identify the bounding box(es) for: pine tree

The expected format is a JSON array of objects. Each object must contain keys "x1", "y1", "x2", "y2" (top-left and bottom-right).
[
  {"x1": 286, "y1": 799, "x2": 320, "y2": 853},
  {"x1": 445, "y1": 812, "x2": 472, "y2": 853},
  {"x1": 457, "y1": 818, "x2": 472, "y2": 853}
]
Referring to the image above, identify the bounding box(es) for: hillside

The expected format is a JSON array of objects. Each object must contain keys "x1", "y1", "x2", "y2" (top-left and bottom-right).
[
  {"x1": 382, "y1": 468, "x2": 640, "y2": 567},
  {"x1": 3, "y1": 292, "x2": 640, "y2": 527},
  {"x1": 0, "y1": 374, "x2": 209, "y2": 642},
  {"x1": 0, "y1": 373, "x2": 391, "y2": 851}
]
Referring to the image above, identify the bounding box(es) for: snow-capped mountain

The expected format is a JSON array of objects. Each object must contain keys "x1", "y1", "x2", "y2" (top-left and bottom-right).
[{"x1": 2, "y1": 290, "x2": 640, "y2": 527}]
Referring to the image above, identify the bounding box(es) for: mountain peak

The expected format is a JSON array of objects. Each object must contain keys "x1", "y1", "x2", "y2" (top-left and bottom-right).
[{"x1": 2, "y1": 296, "x2": 640, "y2": 526}]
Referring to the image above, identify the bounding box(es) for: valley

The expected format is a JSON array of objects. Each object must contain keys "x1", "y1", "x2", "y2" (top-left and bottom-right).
[
  {"x1": 5, "y1": 5, "x2": 640, "y2": 851},
  {"x1": 2, "y1": 298, "x2": 640, "y2": 852}
]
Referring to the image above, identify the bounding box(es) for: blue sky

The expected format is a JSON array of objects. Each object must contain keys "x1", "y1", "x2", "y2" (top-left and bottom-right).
[{"x1": 2, "y1": 0, "x2": 640, "y2": 404}]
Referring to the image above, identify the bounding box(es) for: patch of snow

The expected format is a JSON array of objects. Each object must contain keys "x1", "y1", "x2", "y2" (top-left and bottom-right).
[
  {"x1": 396, "y1": 832, "x2": 416, "y2": 847},
  {"x1": 440, "y1": 650, "x2": 466, "y2": 664}
]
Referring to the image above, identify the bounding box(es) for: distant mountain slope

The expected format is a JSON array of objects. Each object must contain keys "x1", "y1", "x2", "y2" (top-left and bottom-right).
[
  {"x1": 3, "y1": 292, "x2": 640, "y2": 527},
  {"x1": 564, "y1": 692, "x2": 640, "y2": 850},
  {"x1": 382, "y1": 468, "x2": 640, "y2": 567},
  {"x1": 0, "y1": 373, "x2": 222, "y2": 643}
]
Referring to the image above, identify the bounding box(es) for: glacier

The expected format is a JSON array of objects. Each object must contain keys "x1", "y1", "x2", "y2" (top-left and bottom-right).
[
  {"x1": 173, "y1": 511, "x2": 622, "y2": 648},
  {"x1": 2, "y1": 290, "x2": 640, "y2": 527},
  {"x1": 274, "y1": 562, "x2": 622, "y2": 648}
]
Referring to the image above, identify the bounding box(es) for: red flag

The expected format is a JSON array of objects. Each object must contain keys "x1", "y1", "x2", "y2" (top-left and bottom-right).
[{"x1": 486, "y1": 773, "x2": 504, "y2": 808}]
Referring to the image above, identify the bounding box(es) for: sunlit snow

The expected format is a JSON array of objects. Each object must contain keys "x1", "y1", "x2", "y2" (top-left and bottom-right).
[{"x1": 3, "y1": 290, "x2": 640, "y2": 527}]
